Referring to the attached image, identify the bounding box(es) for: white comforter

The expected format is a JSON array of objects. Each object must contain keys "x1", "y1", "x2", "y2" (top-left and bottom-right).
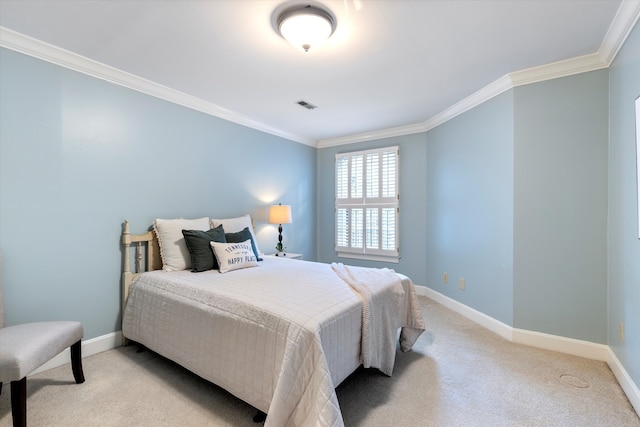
[{"x1": 122, "y1": 257, "x2": 424, "y2": 426}]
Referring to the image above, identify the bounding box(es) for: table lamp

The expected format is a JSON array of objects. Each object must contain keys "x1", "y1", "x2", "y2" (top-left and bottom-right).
[{"x1": 268, "y1": 204, "x2": 292, "y2": 255}]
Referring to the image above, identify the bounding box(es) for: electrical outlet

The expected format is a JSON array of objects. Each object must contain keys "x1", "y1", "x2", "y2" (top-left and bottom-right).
[
  {"x1": 459, "y1": 278, "x2": 465, "y2": 290},
  {"x1": 620, "y1": 323, "x2": 625, "y2": 344},
  {"x1": 443, "y1": 272, "x2": 448, "y2": 284}
]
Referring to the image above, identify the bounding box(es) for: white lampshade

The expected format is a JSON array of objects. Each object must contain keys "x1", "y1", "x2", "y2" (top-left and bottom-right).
[
  {"x1": 269, "y1": 204, "x2": 292, "y2": 225},
  {"x1": 277, "y1": 5, "x2": 336, "y2": 52}
]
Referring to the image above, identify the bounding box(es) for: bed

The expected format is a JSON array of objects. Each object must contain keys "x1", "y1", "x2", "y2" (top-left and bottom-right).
[{"x1": 120, "y1": 217, "x2": 425, "y2": 426}]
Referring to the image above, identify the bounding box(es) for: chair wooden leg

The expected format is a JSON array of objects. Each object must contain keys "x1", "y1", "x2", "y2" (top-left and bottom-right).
[
  {"x1": 10, "y1": 377, "x2": 26, "y2": 427},
  {"x1": 70, "y1": 340, "x2": 85, "y2": 384}
]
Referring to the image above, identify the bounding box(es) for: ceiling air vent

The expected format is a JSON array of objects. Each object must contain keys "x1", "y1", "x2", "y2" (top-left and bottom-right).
[{"x1": 297, "y1": 100, "x2": 318, "y2": 110}]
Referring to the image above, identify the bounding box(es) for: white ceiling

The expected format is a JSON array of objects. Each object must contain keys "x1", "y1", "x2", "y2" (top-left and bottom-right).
[{"x1": 0, "y1": 0, "x2": 638, "y2": 147}]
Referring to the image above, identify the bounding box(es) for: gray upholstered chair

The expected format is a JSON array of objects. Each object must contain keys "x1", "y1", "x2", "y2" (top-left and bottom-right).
[{"x1": 0, "y1": 255, "x2": 85, "y2": 427}]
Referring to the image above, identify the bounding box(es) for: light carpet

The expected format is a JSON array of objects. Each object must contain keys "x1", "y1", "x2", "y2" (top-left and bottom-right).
[{"x1": 1, "y1": 297, "x2": 638, "y2": 426}]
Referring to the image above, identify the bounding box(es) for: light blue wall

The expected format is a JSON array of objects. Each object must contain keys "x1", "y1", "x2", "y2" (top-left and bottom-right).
[
  {"x1": 317, "y1": 94, "x2": 514, "y2": 325},
  {"x1": 608, "y1": 21, "x2": 640, "y2": 387},
  {"x1": 316, "y1": 133, "x2": 428, "y2": 284},
  {"x1": 318, "y1": 82, "x2": 608, "y2": 336},
  {"x1": 0, "y1": 48, "x2": 317, "y2": 340},
  {"x1": 317, "y1": 73, "x2": 609, "y2": 340},
  {"x1": 513, "y1": 70, "x2": 609, "y2": 343},
  {"x1": 425, "y1": 93, "x2": 515, "y2": 325},
  {"x1": 315, "y1": 25, "x2": 637, "y2": 393},
  {"x1": 2, "y1": 21, "x2": 638, "y2": 389}
]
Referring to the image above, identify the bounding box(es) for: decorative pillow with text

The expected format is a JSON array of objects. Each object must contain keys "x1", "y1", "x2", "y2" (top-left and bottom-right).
[
  {"x1": 225, "y1": 227, "x2": 263, "y2": 261},
  {"x1": 210, "y1": 239, "x2": 258, "y2": 273},
  {"x1": 211, "y1": 215, "x2": 263, "y2": 257}
]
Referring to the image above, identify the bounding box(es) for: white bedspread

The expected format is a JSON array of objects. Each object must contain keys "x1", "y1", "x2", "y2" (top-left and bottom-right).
[{"x1": 122, "y1": 257, "x2": 425, "y2": 426}]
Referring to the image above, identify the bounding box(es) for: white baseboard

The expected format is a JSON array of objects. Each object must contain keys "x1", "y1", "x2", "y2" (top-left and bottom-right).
[
  {"x1": 512, "y1": 328, "x2": 609, "y2": 361},
  {"x1": 415, "y1": 285, "x2": 513, "y2": 341},
  {"x1": 607, "y1": 347, "x2": 640, "y2": 415},
  {"x1": 414, "y1": 284, "x2": 639, "y2": 416},
  {"x1": 32, "y1": 330, "x2": 122, "y2": 375},
  {"x1": 31, "y1": 287, "x2": 640, "y2": 418}
]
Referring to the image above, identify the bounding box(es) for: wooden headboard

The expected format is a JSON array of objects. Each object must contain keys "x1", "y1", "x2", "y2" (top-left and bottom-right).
[{"x1": 121, "y1": 220, "x2": 161, "y2": 319}]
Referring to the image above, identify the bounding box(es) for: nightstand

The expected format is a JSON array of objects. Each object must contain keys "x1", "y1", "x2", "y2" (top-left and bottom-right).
[{"x1": 265, "y1": 253, "x2": 303, "y2": 260}]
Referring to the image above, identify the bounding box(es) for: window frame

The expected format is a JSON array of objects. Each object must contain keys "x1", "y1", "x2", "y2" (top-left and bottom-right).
[{"x1": 335, "y1": 146, "x2": 400, "y2": 263}]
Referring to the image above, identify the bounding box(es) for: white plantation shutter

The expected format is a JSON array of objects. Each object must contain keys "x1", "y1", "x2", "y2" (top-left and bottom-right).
[
  {"x1": 335, "y1": 146, "x2": 399, "y2": 262},
  {"x1": 381, "y1": 208, "x2": 396, "y2": 251},
  {"x1": 336, "y1": 208, "x2": 349, "y2": 247},
  {"x1": 366, "y1": 153, "x2": 379, "y2": 198},
  {"x1": 351, "y1": 208, "x2": 364, "y2": 248},
  {"x1": 351, "y1": 154, "x2": 364, "y2": 198},
  {"x1": 381, "y1": 150, "x2": 396, "y2": 198},
  {"x1": 366, "y1": 208, "x2": 379, "y2": 249},
  {"x1": 336, "y1": 157, "x2": 349, "y2": 199}
]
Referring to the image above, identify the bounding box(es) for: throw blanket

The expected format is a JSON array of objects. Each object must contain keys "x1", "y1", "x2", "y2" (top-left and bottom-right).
[{"x1": 331, "y1": 263, "x2": 425, "y2": 375}]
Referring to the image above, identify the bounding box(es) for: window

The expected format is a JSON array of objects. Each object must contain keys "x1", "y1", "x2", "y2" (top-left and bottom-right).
[{"x1": 335, "y1": 146, "x2": 399, "y2": 263}]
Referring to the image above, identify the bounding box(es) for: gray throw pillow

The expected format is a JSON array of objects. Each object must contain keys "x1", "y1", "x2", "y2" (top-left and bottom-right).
[
  {"x1": 225, "y1": 227, "x2": 263, "y2": 261},
  {"x1": 182, "y1": 225, "x2": 226, "y2": 272}
]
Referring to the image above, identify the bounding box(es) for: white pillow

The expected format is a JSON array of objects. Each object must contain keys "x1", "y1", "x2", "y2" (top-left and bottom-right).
[
  {"x1": 211, "y1": 215, "x2": 262, "y2": 256},
  {"x1": 210, "y1": 239, "x2": 259, "y2": 273},
  {"x1": 154, "y1": 217, "x2": 210, "y2": 271}
]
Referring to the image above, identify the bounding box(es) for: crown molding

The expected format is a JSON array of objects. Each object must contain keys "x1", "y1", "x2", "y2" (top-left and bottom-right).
[
  {"x1": 599, "y1": 0, "x2": 640, "y2": 66},
  {"x1": 317, "y1": 75, "x2": 514, "y2": 149},
  {"x1": 2, "y1": 0, "x2": 638, "y2": 149},
  {"x1": 422, "y1": 75, "x2": 514, "y2": 131},
  {"x1": 318, "y1": 0, "x2": 640, "y2": 148},
  {"x1": 318, "y1": 52, "x2": 608, "y2": 148},
  {"x1": 509, "y1": 52, "x2": 607, "y2": 87},
  {"x1": 0, "y1": 26, "x2": 316, "y2": 147},
  {"x1": 317, "y1": 122, "x2": 427, "y2": 148}
]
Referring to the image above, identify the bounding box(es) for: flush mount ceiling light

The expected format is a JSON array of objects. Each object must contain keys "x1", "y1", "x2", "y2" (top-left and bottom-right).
[{"x1": 276, "y1": 4, "x2": 337, "y2": 52}]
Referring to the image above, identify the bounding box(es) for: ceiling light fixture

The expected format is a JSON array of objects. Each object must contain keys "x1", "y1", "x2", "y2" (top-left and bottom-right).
[{"x1": 276, "y1": 4, "x2": 337, "y2": 52}]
